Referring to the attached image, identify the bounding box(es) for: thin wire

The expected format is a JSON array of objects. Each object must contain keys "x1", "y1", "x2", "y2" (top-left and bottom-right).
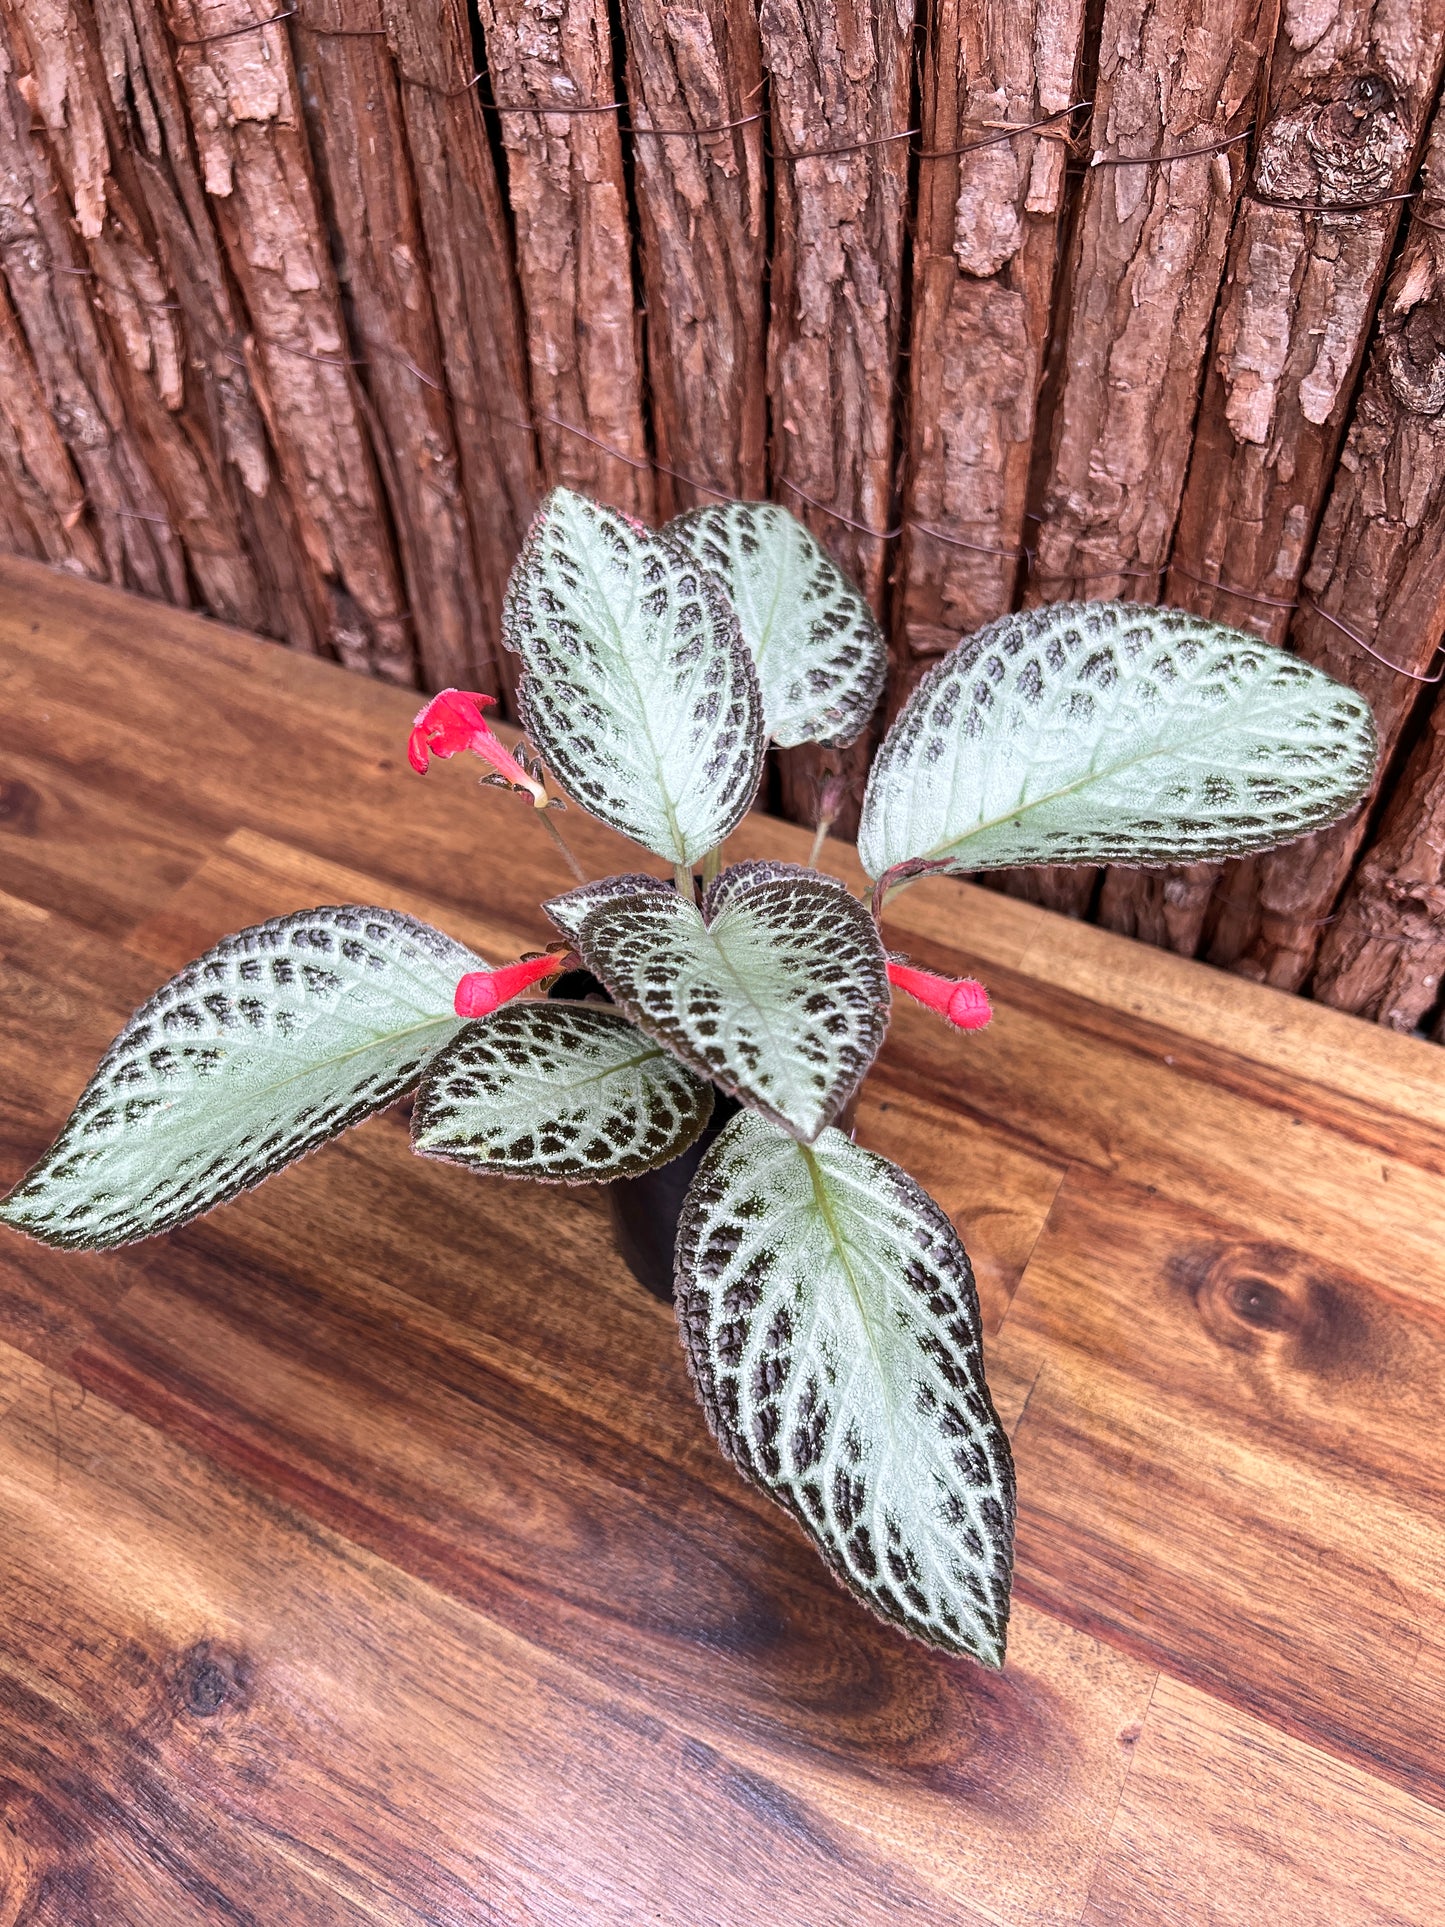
[
  {"x1": 773, "y1": 126, "x2": 919, "y2": 163},
  {"x1": 1091, "y1": 125, "x2": 1252, "y2": 168},
  {"x1": 916, "y1": 101, "x2": 1090, "y2": 162},
  {"x1": 1169, "y1": 559, "x2": 1300, "y2": 611},
  {"x1": 171, "y1": 6, "x2": 296, "y2": 47},
  {"x1": 1301, "y1": 594, "x2": 1445, "y2": 684},
  {"x1": 1247, "y1": 187, "x2": 1419, "y2": 214}
]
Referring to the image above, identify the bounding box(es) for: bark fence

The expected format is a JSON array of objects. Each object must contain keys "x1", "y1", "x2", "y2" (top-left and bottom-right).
[{"x1": 5, "y1": 0, "x2": 1445, "y2": 1036}]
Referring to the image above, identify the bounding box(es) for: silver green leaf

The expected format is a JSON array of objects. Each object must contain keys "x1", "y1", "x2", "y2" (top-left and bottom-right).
[
  {"x1": 504, "y1": 488, "x2": 765, "y2": 865},
  {"x1": 675, "y1": 1111, "x2": 1015, "y2": 1664},
  {"x1": 574, "y1": 861, "x2": 889, "y2": 1143},
  {"x1": 0, "y1": 907, "x2": 481, "y2": 1249},
  {"x1": 412, "y1": 1002, "x2": 713, "y2": 1183},
  {"x1": 857, "y1": 601, "x2": 1378, "y2": 880},
  {"x1": 665, "y1": 501, "x2": 885, "y2": 747},
  {"x1": 542, "y1": 870, "x2": 671, "y2": 944}
]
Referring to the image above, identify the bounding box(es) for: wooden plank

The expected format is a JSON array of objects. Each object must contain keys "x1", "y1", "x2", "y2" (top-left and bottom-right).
[
  {"x1": 1083, "y1": 1675, "x2": 1445, "y2": 1925},
  {"x1": 996, "y1": 1167, "x2": 1445, "y2": 1804},
  {"x1": 893, "y1": 0, "x2": 1086, "y2": 688},
  {"x1": 0, "y1": 1337, "x2": 1032, "y2": 1926},
  {"x1": 621, "y1": 0, "x2": 768, "y2": 511}
]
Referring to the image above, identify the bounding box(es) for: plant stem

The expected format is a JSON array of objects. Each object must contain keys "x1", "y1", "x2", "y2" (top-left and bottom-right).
[
  {"x1": 701, "y1": 844, "x2": 723, "y2": 887},
  {"x1": 674, "y1": 861, "x2": 695, "y2": 901},
  {"x1": 805, "y1": 815, "x2": 833, "y2": 871},
  {"x1": 539, "y1": 806, "x2": 588, "y2": 885}
]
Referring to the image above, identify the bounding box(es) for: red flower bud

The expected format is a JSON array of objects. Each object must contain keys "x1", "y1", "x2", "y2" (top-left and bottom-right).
[
  {"x1": 408, "y1": 689, "x2": 548, "y2": 806},
  {"x1": 886, "y1": 960, "x2": 992, "y2": 1031},
  {"x1": 454, "y1": 952, "x2": 564, "y2": 1017}
]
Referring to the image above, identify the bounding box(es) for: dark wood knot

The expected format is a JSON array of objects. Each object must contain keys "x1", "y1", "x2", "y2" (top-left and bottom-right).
[
  {"x1": 0, "y1": 778, "x2": 39, "y2": 836},
  {"x1": 174, "y1": 1642, "x2": 250, "y2": 1719},
  {"x1": 1386, "y1": 302, "x2": 1445, "y2": 416},
  {"x1": 1254, "y1": 72, "x2": 1410, "y2": 208},
  {"x1": 1171, "y1": 1240, "x2": 1365, "y2": 1372}
]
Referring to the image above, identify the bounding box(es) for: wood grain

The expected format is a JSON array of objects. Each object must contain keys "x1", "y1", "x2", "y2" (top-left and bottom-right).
[{"x1": 3, "y1": 556, "x2": 1445, "y2": 1919}]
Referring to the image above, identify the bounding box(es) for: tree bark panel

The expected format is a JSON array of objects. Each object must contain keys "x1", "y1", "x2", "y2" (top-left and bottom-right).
[
  {"x1": 622, "y1": 0, "x2": 768, "y2": 512},
  {"x1": 476, "y1": 0, "x2": 653, "y2": 521}
]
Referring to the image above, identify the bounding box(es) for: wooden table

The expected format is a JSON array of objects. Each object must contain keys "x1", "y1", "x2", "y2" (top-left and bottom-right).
[{"x1": 2, "y1": 556, "x2": 1443, "y2": 1925}]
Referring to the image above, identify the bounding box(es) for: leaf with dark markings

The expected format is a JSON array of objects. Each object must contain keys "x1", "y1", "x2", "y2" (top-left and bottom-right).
[
  {"x1": 543, "y1": 870, "x2": 672, "y2": 944},
  {"x1": 504, "y1": 488, "x2": 764, "y2": 865},
  {"x1": 573, "y1": 861, "x2": 889, "y2": 1142},
  {"x1": 0, "y1": 907, "x2": 482, "y2": 1249},
  {"x1": 675, "y1": 1110, "x2": 1015, "y2": 1665},
  {"x1": 413, "y1": 1003, "x2": 714, "y2": 1182},
  {"x1": 858, "y1": 601, "x2": 1378, "y2": 880},
  {"x1": 665, "y1": 501, "x2": 886, "y2": 748}
]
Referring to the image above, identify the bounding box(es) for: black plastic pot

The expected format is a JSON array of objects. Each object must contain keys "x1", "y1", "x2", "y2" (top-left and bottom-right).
[{"x1": 548, "y1": 969, "x2": 738, "y2": 1305}]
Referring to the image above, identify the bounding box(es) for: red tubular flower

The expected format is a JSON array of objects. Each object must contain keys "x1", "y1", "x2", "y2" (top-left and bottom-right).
[
  {"x1": 454, "y1": 952, "x2": 566, "y2": 1018},
  {"x1": 886, "y1": 960, "x2": 992, "y2": 1031},
  {"x1": 408, "y1": 689, "x2": 548, "y2": 806}
]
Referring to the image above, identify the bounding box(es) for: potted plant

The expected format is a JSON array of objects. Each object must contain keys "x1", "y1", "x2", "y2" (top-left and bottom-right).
[{"x1": 0, "y1": 489, "x2": 1376, "y2": 1668}]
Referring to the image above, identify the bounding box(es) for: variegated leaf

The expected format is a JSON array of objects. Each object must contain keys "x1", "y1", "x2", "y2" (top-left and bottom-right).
[
  {"x1": 858, "y1": 601, "x2": 1378, "y2": 880},
  {"x1": 0, "y1": 907, "x2": 481, "y2": 1249},
  {"x1": 412, "y1": 1003, "x2": 713, "y2": 1182},
  {"x1": 675, "y1": 1111, "x2": 1015, "y2": 1664},
  {"x1": 542, "y1": 870, "x2": 671, "y2": 945},
  {"x1": 574, "y1": 860, "x2": 888, "y2": 1142},
  {"x1": 504, "y1": 488, "x2": 764, "y2": 866},
  {"x1": 665, "y1": 501, "x2": 885, "y2": 747}
]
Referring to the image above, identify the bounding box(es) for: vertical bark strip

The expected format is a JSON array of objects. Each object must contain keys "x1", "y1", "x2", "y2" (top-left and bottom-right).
[
  {"x1": 0, "y1": 270, "x2": 102, "y2": 573},
  {"x1": 292, "y1": 0, "x2": 499, "y2": 693},
  {"x1": 760, "y1": 0, "x2": 914, "y2": 833},
  {"x1": 0, "y1": 21, "x2": 185, "y2": 602},
  {"x1": 894, "y1": 0, "x2": 1086, "y2": 693},
  {"x1": 1117, "y1": 0, "x2": 1445, "y2": 954},
  {"x1": 1205, "y1": 116, "x2": 1445, "y2": 988},
  {"x1": 1027, "y1": 0, "x2": 1271, "y2": 605},
  {"x1": 622, "y1": 0, "x2": 767, "y2": 513},
  {"x1": 1312, "y1": 685, "x2": 1445, "y2": 1028},
  {"x1": 475, "y1": 0, "x2": 653, "y2": 521},
  {"x1": 164, "y1": 0, "x2": 413, "y2": 682},
  {"x1": 380, "y1": 0, "x2": 540, "y2": 696}
]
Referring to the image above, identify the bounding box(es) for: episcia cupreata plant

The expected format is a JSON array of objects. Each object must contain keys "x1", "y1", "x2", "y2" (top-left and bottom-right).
[{"x1": 0, "y1": 489, "x2": 1377, "y2": 1667}]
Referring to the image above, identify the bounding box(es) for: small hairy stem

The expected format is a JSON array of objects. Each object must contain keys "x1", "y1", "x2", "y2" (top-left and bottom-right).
[
  {"x1": 701, "y1": 844, "x2": 723, "y2": 888},
  {"x1": 674, "y1": 862, "x2": 696, "y2": 901},
  {"x1": 805, "y1": 815, "x2": 834, "y2": 871},
  {"x1": 540, "y1": 807, "x2": 589, "y2": 885}
]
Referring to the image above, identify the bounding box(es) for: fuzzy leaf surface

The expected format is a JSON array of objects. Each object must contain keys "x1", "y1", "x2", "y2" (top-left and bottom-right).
[
  {"x1": 542, "y1": 871, "x2": 671, "y2": 944},
  {"x1": 675, "y1": 1111, "x2": 1015, "y2": 1663},
  {"x1": 575, "y1": 861, "x2": 888, "y2": 1142},
  {"x1": 412, "y1": 1003, "x2": 713, "y2": 1182},
  {"x1": 858, "y1": 601, "x2": 1378, "y2": 880},
  {"x1": 666, "y1": 502, "x2": 885, "y2": 747},
  {"x1": 0, "y1": 907, "x2": 481, "y2": 1249},
  {"x1": 505, "y1": 488, "x2": 764, "y2": 865}
]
